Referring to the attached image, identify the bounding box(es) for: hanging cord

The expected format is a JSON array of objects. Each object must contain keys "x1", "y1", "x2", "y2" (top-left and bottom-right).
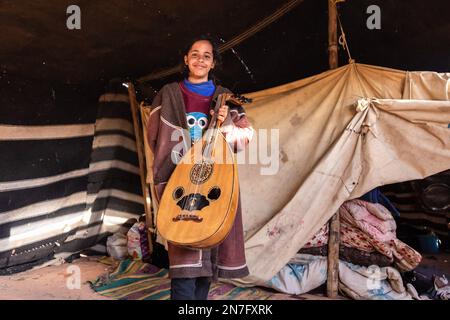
[
  {"x1": 138, "y1": 0, "x2": 304, "y2": 83},
  {"x1": 332, "y1": 2, "x2": 368, "y2": 101},
  {"x1": 334, "y1": 0, "x2": 354, "y2": 64}
]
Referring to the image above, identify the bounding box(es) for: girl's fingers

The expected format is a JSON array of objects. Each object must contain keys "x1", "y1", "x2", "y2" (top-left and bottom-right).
[
  {"x1": 219, "y1": 105, "x2": 228, "y2": 115},
  {"x1": 211, "y1": 105, "x2": 228, "y2": 120}
]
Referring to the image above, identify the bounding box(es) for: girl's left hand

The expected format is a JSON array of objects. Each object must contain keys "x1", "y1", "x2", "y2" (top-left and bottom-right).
[{"x1": 210, "y1": 104, "x2": 229, "y2": 123}]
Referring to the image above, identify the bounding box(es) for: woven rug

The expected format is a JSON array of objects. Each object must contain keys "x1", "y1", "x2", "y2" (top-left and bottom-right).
[{"x1": 89, "y1": 259, "x2": 315, "y2": 300}]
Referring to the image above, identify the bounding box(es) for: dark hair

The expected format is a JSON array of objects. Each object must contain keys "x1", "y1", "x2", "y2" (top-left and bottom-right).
[{"x1": 182, "y1": 35, "x2": 222, "y2": 82}]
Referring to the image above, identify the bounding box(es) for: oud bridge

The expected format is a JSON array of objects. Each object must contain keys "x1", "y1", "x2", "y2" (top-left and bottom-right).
[{"x1": 172, "y1": 213, "x2": 203, "y2": 222}]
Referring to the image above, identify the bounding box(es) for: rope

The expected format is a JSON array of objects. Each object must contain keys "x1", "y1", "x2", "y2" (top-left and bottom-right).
[
  {"x1": 138, "y1": 0, "x2": 304, "y2": 83},
  {"x1": 334, "y1": 0, "x2": 353, "y2": 64}
]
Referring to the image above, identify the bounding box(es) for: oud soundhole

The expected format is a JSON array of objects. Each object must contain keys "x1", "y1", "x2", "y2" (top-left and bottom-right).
[
  {"x1": 173, "y1": 187, "x2": 185, "y2": 200},
  {"x1": 176, "y1": 193, "x2": 209, "y2": 211},
  {"x1": 208, "y1": 186, "x2": 221, "y2": 201},
  {"x1": 190, "y1": 162, "x2": 214, "y2": 185}
]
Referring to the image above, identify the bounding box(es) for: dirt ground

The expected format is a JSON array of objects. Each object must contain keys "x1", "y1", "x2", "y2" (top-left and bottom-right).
[
  {"x1": 0, "y1": 256, "x2": 114, "y2": 300},
  {"x1": 0, "y1": 256, "x2": 334, "y2": 300},
  {"x1": 0, "y1": 254, "x2": 447, "y2": 300}
]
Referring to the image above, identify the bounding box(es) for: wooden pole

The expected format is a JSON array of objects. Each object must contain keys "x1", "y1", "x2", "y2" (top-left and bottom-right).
[
  {"x1": 127, "y1": 82, "x2": 153, "y2": 255},
  {"x1": 327, "y1": 211, "x2": 340, "y2": 298},
  {"x1": 327, "y1": 0, "x2": 340, "y2": 299},
  {"x1": 328, "y1": 0, "x2": 338, "y2": 70}
]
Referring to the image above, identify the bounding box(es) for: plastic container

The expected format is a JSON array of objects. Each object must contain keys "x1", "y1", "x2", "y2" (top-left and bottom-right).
[
  {"x1": 417, "y1": 232, "x2": 441, "y2": 254},
  {"x1": 106, "y1": 233, "x2": 129, "y2": 260}
]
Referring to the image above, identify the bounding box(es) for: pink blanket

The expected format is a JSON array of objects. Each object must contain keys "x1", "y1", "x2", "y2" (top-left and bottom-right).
[{"x1": 303, "y1": 200, "x2": 421, "y2": 271}]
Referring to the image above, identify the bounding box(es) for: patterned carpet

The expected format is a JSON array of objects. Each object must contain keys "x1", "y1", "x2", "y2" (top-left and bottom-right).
[{"x1": 89, "y1": 259, "x2": 326, "y2": 300}]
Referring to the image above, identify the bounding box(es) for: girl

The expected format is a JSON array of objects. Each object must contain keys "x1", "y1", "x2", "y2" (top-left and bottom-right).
[{"x1": 146, "y1": 35, "x2": 253, "y2": 300}]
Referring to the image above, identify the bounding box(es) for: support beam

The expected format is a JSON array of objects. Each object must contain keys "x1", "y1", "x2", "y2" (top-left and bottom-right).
[
  {"x1": 327, "y1": 0, "x2": 340, "y2": 298},
  {"x1": 328, "y1": 0, "x2": 339, "y2": 69},
  {"x1": 327, "y1": 211, "x2": 340, "y2": 298},
  {"x1": 127, "y1": 82, "x2": 153, "y2": 255}
]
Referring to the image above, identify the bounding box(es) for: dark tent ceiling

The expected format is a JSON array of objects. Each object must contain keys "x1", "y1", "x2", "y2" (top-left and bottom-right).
[{"x1": 1, "y1": 0, "x2": 450, "y2": 95}]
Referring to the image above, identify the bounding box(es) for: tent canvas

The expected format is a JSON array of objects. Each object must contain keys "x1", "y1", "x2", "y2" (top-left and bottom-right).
[{"x1": 0, "y1": 88, "x2": 145, "y2": 272}]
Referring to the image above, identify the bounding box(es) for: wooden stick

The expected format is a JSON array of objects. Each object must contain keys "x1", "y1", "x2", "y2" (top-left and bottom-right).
[
  {"x1": 327, "y1": 0, "x2": 340, "y2": 298},
  {"x1": 127, "y1": 82, "x2": 153, "y2": 255},
  {"x1": 327, "y1": 212, "x2": 340, "y2": 298},
  {"x1": 328, "y1": 0, "x2": 339, "y2": 70}
]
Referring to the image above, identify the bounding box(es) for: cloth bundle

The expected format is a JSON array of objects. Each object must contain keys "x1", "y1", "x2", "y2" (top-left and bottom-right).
[{"x1": 302, "y1": 199, "x2": 422, "y2": 272}]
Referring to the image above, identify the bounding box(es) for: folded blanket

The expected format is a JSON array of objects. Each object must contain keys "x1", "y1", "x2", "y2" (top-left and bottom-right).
[
  {"x1": 299, "y1": 245, "x2": 392, "y2": 267},
  {"x1": 340, "y1": 200, "x2": 397, "y2": 242},
  {"x1": 303, "y1": 222, "x2": 379, "y2": 252},
  {"x1": 267, "y1": 254, "x2": 413, "y2": 300},
  {"x1": 340, "y1": 200, "x2": 421, "y2": 271},
  {"x1": 302, "y1": 200, "x2": 422, "y2": 271}
]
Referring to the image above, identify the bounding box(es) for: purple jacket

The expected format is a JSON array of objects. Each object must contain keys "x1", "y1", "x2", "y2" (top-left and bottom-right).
[{"x1": 146, "y1": 82, "x2": 253, "y2": 279}]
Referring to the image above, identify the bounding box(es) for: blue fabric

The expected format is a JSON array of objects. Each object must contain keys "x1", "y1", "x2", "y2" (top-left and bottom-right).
[
  {"x1": 186, "y1": 111, "x2": 208, "y2": 141},
  {"x1": 360, "y1": 187, "x2": 400, "y2": 218},
  {"x1": 183, "y1": 79, "x2": 215, "y2": 97}
]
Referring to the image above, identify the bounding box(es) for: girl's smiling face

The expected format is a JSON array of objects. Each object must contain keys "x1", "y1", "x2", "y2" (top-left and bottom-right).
[{"x1": 184, "y1": 40, "x2": 215, "y2": 83}]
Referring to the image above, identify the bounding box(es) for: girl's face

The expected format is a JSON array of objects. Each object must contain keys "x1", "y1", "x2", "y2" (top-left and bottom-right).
[{"x1": 184, "y1": 40, "x2": 215, "y2": 82}]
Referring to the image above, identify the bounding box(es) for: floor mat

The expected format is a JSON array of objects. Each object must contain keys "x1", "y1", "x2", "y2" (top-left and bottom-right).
[{"x1": 89, "y1": 259, "x2": 315, "y2": 300}]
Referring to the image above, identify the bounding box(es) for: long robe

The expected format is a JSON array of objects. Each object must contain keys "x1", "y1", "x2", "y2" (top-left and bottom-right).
[{"x1": 146, "y1": 82, "x2": 253, "y2": 279}]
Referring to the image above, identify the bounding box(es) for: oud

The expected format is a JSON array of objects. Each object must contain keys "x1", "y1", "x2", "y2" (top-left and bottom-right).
[{"x1": 157, "y1": 93, "x2": 251, "y2": 248}]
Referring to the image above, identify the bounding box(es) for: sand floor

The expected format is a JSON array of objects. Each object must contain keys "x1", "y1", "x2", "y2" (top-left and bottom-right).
[{"x1": 1, "y1": 254, "x2": 447, "y2": 300}]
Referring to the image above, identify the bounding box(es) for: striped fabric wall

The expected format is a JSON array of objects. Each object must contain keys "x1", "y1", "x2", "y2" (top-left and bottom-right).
[
  {"x1": 381, "y1": 170, "x2": 450, "y2": 249},
  {"x1": 0, "y1": 82, "x2": 144, "y2": 274}
]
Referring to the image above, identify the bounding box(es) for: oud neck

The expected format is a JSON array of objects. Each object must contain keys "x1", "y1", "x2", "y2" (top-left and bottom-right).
[{"x1": 212, "y1": 93, "x2": 229, "y2": 129}]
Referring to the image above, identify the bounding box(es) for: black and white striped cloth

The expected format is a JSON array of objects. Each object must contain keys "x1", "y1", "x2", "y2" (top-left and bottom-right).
[
  {"x1": 381, "y1": 170, "x2": 450, "y2": 249},
  {"x1": 0, "y1": 83, "x2": 144, "y2": 273}
]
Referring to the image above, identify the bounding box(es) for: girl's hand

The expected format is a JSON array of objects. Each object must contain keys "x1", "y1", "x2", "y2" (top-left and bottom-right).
[{"x1": 210, "y1": 104, "x2": 229, "y2": 123}]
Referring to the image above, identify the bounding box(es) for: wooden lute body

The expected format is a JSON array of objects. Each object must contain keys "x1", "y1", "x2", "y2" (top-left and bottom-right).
[{"x1": 156, "y1": 93, "x2": 250, "y2": 248}]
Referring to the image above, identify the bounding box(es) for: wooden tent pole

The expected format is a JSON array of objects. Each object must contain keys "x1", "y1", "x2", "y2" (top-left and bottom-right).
[
  {"x1": 328, "y1": 0, "x2": 339, "y2": 69},
  {"x1": 327, "y1": 0, "x2": 340, "y2": 299},
  {"x1": 127, "y1": 82, "x2": 153, "y2": 255},
  {"x1": 327, "y1": 211, "x2": 340, "y2": 298}
]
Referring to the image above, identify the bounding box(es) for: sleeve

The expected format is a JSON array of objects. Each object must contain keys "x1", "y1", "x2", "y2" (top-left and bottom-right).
[
  {"x1": 220, "y1": 102, "x2": 254, "y2": 153},
  {"x1": 145, "y1": 89, "x2": 165, "y2": 203},
  {"x1": 146, "y1": 89, "x2": 163, "y2": 154}
]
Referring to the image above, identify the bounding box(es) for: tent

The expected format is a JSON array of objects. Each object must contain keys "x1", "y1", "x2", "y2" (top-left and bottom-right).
[
  {"x1": 0, "y1": 84, "x2": 144, "y2": 273},
  {"x1": 1, "y1": 1, "x2": 449, "y2": 301}
]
